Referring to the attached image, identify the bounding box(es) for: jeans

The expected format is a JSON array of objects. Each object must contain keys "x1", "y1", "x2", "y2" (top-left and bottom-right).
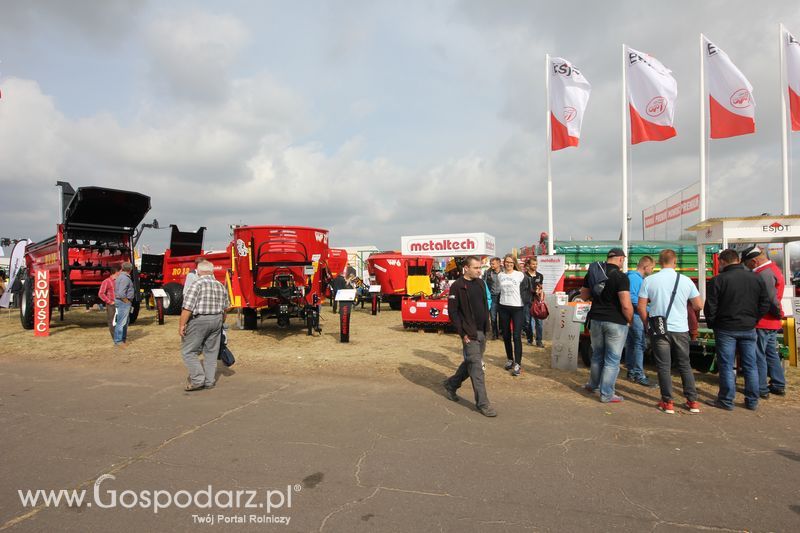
[
  {"x1": 533, "y1": 317, "x2": 543, "y2": 343},
  {"x1": 113, "y1": 300, "x2": 131, "y2": 345},
  {"x1": 714, "y1": 329, "x2": 759, "y2": 409},
  {"x1": 651, "y1": 331, "x2": 697, "y2": 403},
  {"x1": 624, "y1": 314, "x2": 646, "y2": 380},
  {"x1": 523, "y1": 303, "x2": 533, "y2": 342},
  {"x1": 489, "y1": 296, "x2": 500, "y2": 337},
  {"x1": 446, "y1": 331, "x2": 490, "y2": 409},
  {"x1": 755, "y1": 328, "x2": 786, "y2": 393},
  {"x1": 588, "y1": 320, "x2": 629, "y2": 402},
  {"x1": 498, "y1": 304, "x2": 524, "y2": 364}
]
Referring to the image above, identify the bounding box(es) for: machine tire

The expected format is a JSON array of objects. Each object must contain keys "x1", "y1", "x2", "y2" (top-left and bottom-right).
[
  {"x1": 20, "y1": 277, "x2": 34, "y2": 330},
  {"x1": 129, "y1": 299, "x2": 141, "y2": 325},
  {"x1": 162, "y1": 283, "x2": 184, "y2": 315},
  {"x1": 242, "y1": 308, "x2": 258, "y2": 330}
]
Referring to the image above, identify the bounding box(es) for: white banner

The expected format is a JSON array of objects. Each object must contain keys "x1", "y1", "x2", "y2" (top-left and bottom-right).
[
  {"x1": 704, "y1": 35, "x2": 756, "y2": 138},
  {"x1": 549, "y1": 57, "x2": 591, "y2": 150},
  {"x1": 536, "y1": 255, "x2": 566, "y2": 294},
  {"x1": 0, "y1": 239, "x2": 31, "y2": 308},
  {"x1": 626, "y1": 46, "x2": 677, "y2": 143},
  {"x1": 401, "y1": 233, "x2": 496, "y2": 257}
]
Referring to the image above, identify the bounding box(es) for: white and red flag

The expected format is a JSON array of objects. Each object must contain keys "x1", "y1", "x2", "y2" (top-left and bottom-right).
[
  {"x1": 703, "y1": 36, "x2": 755, "y2": 138},
  {"x1": 784, "y1": 28, "x2": 800, "y2": 131},
  {"x1": 549, "y1": 57, "x2": 591, "y2": 150},
  {"x1": 626, "y1": 46, "x2": 677, "y2": 144}
]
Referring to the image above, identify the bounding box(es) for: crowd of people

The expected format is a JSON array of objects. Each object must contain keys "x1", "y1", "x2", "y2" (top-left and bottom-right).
[{"x1": 443, "y1": 247, "x2": 788, "y2": 418}]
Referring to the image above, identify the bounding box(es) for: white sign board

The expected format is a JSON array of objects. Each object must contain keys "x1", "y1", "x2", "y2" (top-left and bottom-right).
[
  {"x1": 541, "y1": 292, "x2": 568, "y2": 341},
  {"x1": 401, "y1": 232, "x2": 496, "y2": 257},
  {"x1": 368, "y1": 285, "x2": 382, "y2": 293},
  {"x1": 335, "y1": 289, "x2": 357, "y2": 302},
  {"x1": 551, "y1": 303, "x2": 582, "y2": 371},
  {"x1": 537, "y1": 255, "x2": 566, "y2": 294},
  {"x1": 151, "y1": 288, "x2": 167, "y2": 298}
]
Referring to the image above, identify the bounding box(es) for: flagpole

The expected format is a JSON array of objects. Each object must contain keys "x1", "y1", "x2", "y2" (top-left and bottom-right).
[
  {"x1": 780, "y1": 23, "x2": 791, "y2": 215},
  {"x1": 698, "y1": 33, "x2": 708, "y2": 302},
  {"x1": 545, "y1": 54, "x2": 555, "y2": 255},
  {"x1": 621, "y1": 44, "x2": 629, "y2": 271},
  {"x1": 700, "y1": 34, "x2": 708, "y2": 221}
]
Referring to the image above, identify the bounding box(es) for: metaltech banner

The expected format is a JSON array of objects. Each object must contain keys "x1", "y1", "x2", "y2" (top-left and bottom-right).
[{"x1": 401, "y1": 233, "x2": 496, "y2": 257}]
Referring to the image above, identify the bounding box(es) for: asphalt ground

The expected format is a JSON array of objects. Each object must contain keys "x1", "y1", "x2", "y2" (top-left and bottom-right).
[{"x1": 1, "y1": 353, "x2": 800, "y2": 532}]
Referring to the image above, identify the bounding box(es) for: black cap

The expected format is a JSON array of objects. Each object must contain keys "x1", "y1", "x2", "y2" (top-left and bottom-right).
[
  {"x1": 607, "y1": 247, "x2": 626, "y2": 258},
  {"x1": 741, "y1": 245, "x2": 762, "y2": 262}
]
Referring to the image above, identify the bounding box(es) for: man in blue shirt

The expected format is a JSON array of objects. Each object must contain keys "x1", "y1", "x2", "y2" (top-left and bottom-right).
[
  {"x1": 638, "y1": 249, "x2": 703, "y2": 414},
  {"x1": 625, "y1": 256, "x2": 654, "y2": 386}
]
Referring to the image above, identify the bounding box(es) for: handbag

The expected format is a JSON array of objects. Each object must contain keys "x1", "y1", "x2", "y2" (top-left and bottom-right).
[
  {"x1": 531, "y1": 298, "x2": 549, "y2": 320},
  {"x1": 647, "y1": 273, "x2": 681, "y2": 338},
  {"x1": 217, "y1": 328, "x2": 236, "y2": 367}
]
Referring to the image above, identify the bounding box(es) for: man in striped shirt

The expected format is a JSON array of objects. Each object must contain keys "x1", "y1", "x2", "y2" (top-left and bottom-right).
[{"x1": 179, "y1": 260, "x2": 231, "y2": 391}]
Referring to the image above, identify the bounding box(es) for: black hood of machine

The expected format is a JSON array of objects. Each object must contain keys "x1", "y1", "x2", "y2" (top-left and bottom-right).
[{"x1": 63, "y1": 186, "x2": 151, "y2": 229}]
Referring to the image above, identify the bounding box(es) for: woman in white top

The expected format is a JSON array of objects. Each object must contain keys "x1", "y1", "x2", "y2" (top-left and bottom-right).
[{"x1": 498, "y1": 254, "x2": 525, "y2": 375}]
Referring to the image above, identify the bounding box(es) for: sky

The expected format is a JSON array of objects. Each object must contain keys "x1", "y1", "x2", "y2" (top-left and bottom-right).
[{"x1": 1, "y1": 0, "x2": 800, "y2": 256}]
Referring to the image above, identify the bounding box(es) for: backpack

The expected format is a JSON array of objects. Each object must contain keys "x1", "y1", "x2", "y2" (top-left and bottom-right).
[{"x1": 586, "y1": 261, "x2": 609, "y2": 298}]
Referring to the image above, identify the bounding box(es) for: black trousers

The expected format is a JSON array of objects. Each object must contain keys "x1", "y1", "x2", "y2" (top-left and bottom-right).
[
  {"x1": 499, "y1": 304, "x2": 524, "y2": 364},
  {"x1": 446, "y1": 332, "x2": 490, "y2": 409}
]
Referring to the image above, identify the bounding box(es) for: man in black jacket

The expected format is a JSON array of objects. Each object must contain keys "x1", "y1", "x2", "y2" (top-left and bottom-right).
[
  {"x1": 444, "y1": 256, "x2": 497, "y2": 417},
  {"x1": 482, "y1": 257, "x2": 502, "y2": 339},
  {"x1": 521, "y1": 257, "x2": 545, "y2": 346},
  {"x1": 704, "y1": 249, "x2": 773, "y2": 411}
]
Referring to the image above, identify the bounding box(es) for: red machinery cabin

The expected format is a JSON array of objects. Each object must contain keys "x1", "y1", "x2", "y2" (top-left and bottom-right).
[
  {"x1": 139, "y1": 225, "x2": 231, "y2": 315},
  {"x1": 228, "y1": 225, "x2": 329, "y2": 334},
  {"x1": 366, "y1": 253, "x2": 434, "y2": 310},
  {"x1": 20, "y1": 182, "x2": 151, "y2": 329}
]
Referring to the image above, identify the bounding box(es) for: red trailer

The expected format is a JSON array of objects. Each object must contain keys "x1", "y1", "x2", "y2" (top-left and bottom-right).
[
  {"x1": 20, "y1": 182, "x2": 151, "y2": 329},
  {"x1": 366, "y1": 252, "x2": 434, "y2": 310},
  {"x1": 228, "y1": 226, "x2": 329, "y2": 334},
  {"x1": 139, "y1": 225, "x2": 231, "y2": 315}
]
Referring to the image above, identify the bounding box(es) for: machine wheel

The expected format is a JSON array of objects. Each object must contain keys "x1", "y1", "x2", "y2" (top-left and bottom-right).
[
  {"x1": 162, "y1": 283, "x2": 184, "y2": 315},
  {"x1": 129, "y1": 299, "x2": 141, "y2": 325},
  {"x1": 242, "y1": 308, "x2": 258, "y2": 330},
  {"x1": 20, "y1": 277, "x2": 34, "y2": 330}
]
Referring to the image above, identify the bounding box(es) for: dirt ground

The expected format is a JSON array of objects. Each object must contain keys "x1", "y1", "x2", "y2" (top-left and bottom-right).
[{"x1": 2, "y1": 303, "x2": 798, "y2": 407}]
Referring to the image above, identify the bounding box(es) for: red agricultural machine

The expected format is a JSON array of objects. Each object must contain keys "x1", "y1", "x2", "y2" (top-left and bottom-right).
[
  {"x1": 228, "y1": 226, "x2": 329, "y2": 334},
  {"x1": 324, "y1": 248, "x2": 349, "y2": 278},
  {"x1": 20, "y1": 182, "x2": 151, "y2": 329},
  {"x1": 139, "y1": 225, "x2": 229, "y2": 315},
  {"x1": 366, "y1": 252, "x2": 433, "y2": 310}
]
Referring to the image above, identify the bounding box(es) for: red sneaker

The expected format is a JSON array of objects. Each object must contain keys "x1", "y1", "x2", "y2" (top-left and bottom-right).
[
  {"x1": 658, "y1": 400, "x2": 675, "y2": 414},
  {"x1": 686, "y1": 401, "x2": 701, "y2": 413}
]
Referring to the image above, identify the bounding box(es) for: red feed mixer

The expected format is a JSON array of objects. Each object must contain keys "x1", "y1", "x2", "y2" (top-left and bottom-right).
[
  {"x1": 228, "y1": 226, "x2": 329, "y2": 334},
  {"x1": 366, "y1": 253, "x2": 433, "y2": 310},
  {"x1": 20, "y1": 182, "x2": 151, "y2": 329},
  {"x1": 139, "y1": 225, "x2": 231, "y2": 315},
  {"x1": 324, "y1": 248, "x2": 349, "y2": 278}
]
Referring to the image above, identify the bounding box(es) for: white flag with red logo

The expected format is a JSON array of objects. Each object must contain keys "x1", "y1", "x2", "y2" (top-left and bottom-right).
[
  {"x1": 549, "y1": 57, "x2": 591, "y2": 151},
  {"x1": 626, "y1": 46, "x2": 677, "y2": 144},
  {"x1": 784, "y1": 28, "x2": 800, "y2": 131},
  {"x1": 703, "y1": 36, "x2": 755, "y2": 138}
]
